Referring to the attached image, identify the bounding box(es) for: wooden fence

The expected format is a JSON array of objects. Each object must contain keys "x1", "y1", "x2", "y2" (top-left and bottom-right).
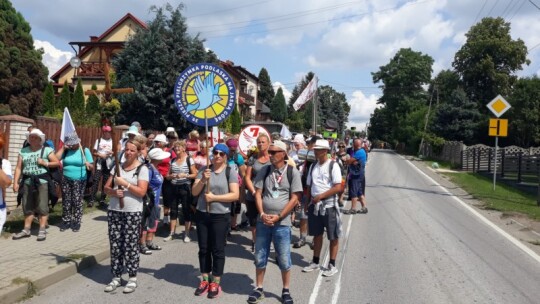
[{"x1": 35, "y1": 116, "x2": 126, "y2": 151}]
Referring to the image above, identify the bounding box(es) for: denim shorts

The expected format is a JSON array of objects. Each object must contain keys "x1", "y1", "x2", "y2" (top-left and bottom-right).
[
  {"x1": 348, "y1": 176, "x2": 363, "y2": 199},
  {"x1": 254, "y1": 221, "x2": 292, "y2": 271}
]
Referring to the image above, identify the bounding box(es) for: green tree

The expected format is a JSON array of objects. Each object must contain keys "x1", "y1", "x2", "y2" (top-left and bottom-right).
[
  {"x1": 114, "y1": 3, "x2": 218, "y2": 131},
  {"x1": 372, "y1": 48, "x2": 434, "y2": 145},
  {"x1": 430, "y1": 88, "x2": 482, "y2": 145},
  {"x1": 317, "y1": 85, "x2": 350, "y2": 135},
  {"x1": 508, "y1": 76, "x2": 540, "y2": 147},
  {"x1": 71, "y1": 78, "x2": 86, "y2": 124},
  {"x1": 86, "y1": 84, "x2": 101, "y2": 115},
  {"x1": 0, "y1": 0, "x2": 49, "y2": 117},
  {"x1": 42, "y1": 82, "x2": 56, "y2": 115},
  {"x1": 258, "y1": 68, "x2": 274, "y2": 107},
  {"x1": 230, "y1": 105, "x2": 242, "y2": 134},
  {"x1": 58, "y1": 81, "x2": 71, "y2": 111},
  {"x1": 368, "y1": 107, "x2": 391, "y2": 143},
  {"x1": 270, "y1": 87, "x2": 287, "y2": 122},
  {"x1": 429, "y1": 69, "x2": 461, "y2": 105},
  {"x1": 453, "y1": 17, "x2": 529, "y2": 106}
]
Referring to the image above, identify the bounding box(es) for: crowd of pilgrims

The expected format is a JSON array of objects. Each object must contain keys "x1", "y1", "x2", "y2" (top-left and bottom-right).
[{"x1": 4, "y1": 121, "x2": 369, "y2": 303}]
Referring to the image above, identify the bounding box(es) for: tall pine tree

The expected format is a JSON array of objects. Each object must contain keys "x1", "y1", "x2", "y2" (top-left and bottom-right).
[
  {"x1": 58, "y1": 81, "x2": 71, "y2": 111},
  {"x1": 42, "y1": 82, "x2": 56, "y2": 115},
  {"x1": 257, "y1": 68, "x2": 274, "y2": 107},
  {"x1": 0, "y1": 0, "x2": 49, "y2": 117},
  {"x1": 72, "y1": 78, "x2": 85, "y2": 124},
  {"x1": 86, "y1": 84, "x2": 100, "y2": 115},
  {"x1": 270, "y1": 87, "x2": 287, "y2": 122}
]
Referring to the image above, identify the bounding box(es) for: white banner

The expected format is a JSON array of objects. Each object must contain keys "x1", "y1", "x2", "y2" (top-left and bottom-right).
[
  {"x1": 292, "y1": 76, "x2": 318, "y2": 111},
  {"x1": 59, "y1": 107, "x2": 76, "y2": 149}
]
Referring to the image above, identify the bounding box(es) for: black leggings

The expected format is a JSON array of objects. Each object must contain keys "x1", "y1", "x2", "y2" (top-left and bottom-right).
[
  {"x1": 195, "y1": 211, "x2": 229, "y2": 276},
  {"x1": 173, "y1": 183, "x2": 193, "y2": 222}
]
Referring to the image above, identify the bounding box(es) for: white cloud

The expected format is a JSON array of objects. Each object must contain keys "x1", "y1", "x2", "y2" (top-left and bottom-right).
[
  {"x1": 272, "y1": 81, "x2": 292, "y2": 101},
  {"x1": 347, "y1": 90, "x2": 381, "y2": 130},
  {"x1": 34, "y1": 40, "x2": 73, "y2": 80}
]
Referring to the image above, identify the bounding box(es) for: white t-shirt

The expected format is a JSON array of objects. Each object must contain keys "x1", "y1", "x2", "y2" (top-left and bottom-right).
[
  {"x1": 108, "y1": 164, "x2": 149, "y2": 213},
  {"x1": 307, "y1": 159, "x2": 342, "y2": 207},
  {"x1": 0, "y1": 159, "x2": 13, "y2": 209},
  {"x1": 94, "y1": 137, "x2": 113, "y2": 155}
]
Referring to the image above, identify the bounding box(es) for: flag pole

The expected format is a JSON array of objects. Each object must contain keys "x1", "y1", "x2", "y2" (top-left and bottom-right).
[
  {"x1": 205, "y1": 112, "x2": 210, "y2": 212},
  {"x1": 312, "y1": 76, "x2": 318, "y2": 135}
]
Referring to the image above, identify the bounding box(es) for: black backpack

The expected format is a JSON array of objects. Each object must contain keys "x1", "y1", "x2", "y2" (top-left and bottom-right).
[
  {"x1": 40, "y1": 147, "x2": 62, "y2": 183},
  {"x1": 307, "y1": 160, "x2": 339, "y2": 201}
]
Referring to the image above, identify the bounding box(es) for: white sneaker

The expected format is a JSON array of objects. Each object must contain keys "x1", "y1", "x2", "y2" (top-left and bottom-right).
[
  {"x1": 163, "y1": 234, "x2": 173, "y2": 242},
  {"x1": 322, "y1": 264, "x2": 338, "y2": 277},
  {"x1": 302, "y1": 263, "x2": 320, "y2": 272},
  {"x1": 183, "y1": 236, "x2": 191, "y2": 243}
]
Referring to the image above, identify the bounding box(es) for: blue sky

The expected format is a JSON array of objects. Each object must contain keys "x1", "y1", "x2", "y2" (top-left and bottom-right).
[{"x1": 12, "y1": 0, "x2": 540, "y2": 131}]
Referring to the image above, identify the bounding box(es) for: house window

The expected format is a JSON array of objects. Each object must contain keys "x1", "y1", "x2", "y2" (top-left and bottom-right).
[{"x1": 248, "y1": 85, "x2": 254, "y2": 96}]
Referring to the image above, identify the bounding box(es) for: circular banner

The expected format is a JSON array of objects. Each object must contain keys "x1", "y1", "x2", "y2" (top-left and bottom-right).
[
  {"x1": 173, "y1": 63, "x2": 236, "y2": 127},
  {"x1": 238, "y1": 125, "x2": 270, "y2": 157}
]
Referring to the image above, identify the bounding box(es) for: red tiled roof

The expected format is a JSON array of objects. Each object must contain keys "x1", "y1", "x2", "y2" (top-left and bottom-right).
[{"x1": 51, "y1": 13, "x2": 147, "y2": 81}]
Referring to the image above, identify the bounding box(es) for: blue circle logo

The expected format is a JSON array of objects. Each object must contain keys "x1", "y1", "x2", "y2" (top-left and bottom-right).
[{"x1": 173, "y1": 63, "x2": 236, "y2": 127}]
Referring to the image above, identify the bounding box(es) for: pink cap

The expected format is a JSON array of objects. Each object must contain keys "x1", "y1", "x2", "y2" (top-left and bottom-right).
[{"x1": 102, "y1": 126, "x2": 112, "y2": 132}]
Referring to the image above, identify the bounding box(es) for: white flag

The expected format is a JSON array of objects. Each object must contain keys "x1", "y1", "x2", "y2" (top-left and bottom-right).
[
  {"x1": 280, "y1": 124, "x2": 292, "y2": 140},
  {"x1": 60, "y1": 107, "x2": 76, "y2": 148},
  {"x1": 292, "y1": 76, "x2": 318, "y2": 111}
]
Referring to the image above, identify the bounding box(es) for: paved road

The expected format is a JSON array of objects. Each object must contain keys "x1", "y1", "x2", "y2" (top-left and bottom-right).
[{"x1": 24, "y1": 150, "x2": 540, "y2": 304}]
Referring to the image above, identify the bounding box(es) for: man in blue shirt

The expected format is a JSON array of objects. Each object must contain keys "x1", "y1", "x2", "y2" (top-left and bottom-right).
[{"x1": 344, "y1": 139, "x2": 367, "y2": 214}]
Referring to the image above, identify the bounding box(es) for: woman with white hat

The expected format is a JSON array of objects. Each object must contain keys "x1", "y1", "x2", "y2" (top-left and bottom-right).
[
  {"x1": 12, "y1": 129, "x2": 60, "y2": 241},
  {"x1": 139, "y1": 147, "x2": 169, "y2": 255},
  {"x1": 55, "y1": 132, "x2": 94, "y2": 232}
]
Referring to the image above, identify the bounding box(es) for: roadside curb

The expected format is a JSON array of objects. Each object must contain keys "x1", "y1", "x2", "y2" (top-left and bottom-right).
[{"x1": 0, "y1": 249, "x2": 110, "y2": 304}]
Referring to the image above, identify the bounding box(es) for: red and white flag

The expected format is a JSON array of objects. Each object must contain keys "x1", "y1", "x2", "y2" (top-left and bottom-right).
[
  {"x1": 292, "y1": 76, "x2": 318, "y2": 111},
  {"x1": 59, "y1": 107, "x2": 76, "y2": 149}
]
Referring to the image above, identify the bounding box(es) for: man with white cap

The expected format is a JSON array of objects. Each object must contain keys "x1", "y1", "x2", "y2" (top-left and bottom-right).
[
  {"x1": 248, "y1": 140, "x2": 302, "y2": 304},
  {"x1": 302, "y1": 139, "x2": 342, "y2": 277}
]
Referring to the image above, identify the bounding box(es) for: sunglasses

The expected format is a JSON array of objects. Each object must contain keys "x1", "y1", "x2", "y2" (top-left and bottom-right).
[
  {"x1": 338, "y1": 145, "x2": 345, "y2": 148},
  {"x1": 268, "y1": 150, "x2": 283, "y2": 155},
  {"x1": 212, "y1": 151, "x2": 226, "y2": 157}
]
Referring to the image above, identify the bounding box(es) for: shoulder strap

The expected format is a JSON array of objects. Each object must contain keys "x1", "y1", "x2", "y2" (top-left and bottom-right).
[
  {"x1": 287, "y1": 165, "x2": 294, "y2": 199},
  {"x1": 134, "y1": 163, "x2": 145, "y2": 178},
  {"x1": 261, "y1": 165, "x2": 272, "y2": 192},
  {"x1": 187, "y1": 156, "x2": 192, "y2": 174}
]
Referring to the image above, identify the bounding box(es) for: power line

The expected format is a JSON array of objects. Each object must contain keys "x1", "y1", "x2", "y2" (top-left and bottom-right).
[
  {"x1": 190, "y1": 1, "x2": 363, "y2": 30},
  {"x1": 501, "y1": 0, "x2": 516, "y2": 17},
  {"x1": 509, "y1": 0, "x2": 527, "y2": 20},
  {"x1": 528, "y1": 0, "x2": 540, "y2": 10},
  {"x1": 487, "y1": 0, "x2": 501, "y2": 16},
  {"x1": 185, "y1": 0, "x2": 276, "y2": 19},
  {"x1": 201, "y1": 0, "x2": 436, "y2": 39},
  {"x1": 475, "y1": 0, "x2": 489, "y2": 23}
]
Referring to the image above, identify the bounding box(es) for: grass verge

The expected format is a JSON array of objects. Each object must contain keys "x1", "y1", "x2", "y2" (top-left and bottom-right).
[
  {"x1": 443, "y1": 172, "x2": 540, "y2": 220},
  {"x1": 11, "y1": 277, "x2": 37, "y2": 301}
]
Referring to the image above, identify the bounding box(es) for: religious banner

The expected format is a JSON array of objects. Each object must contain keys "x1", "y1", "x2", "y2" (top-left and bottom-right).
[
  {"x1": 238, "y1": 125, "x2": 270, "y2": 157},
  {"x1": 173, "y1": 63, "x2": 236, "y2": 127}
]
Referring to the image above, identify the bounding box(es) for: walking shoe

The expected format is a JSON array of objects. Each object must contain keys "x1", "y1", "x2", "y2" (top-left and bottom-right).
[
  {"x1": 87, "y1": 201, "x2": 94, "y2": 208},
  {"x1": 36, "y1": 230, "x2": 46, "y2": 241},
  {"x1": 140, "y1": 246, "x2": 152, "y2": 255},
  {"x1": 183, "y1": 236, "x2": 191, "y2": 243},
  {"x1": 72, "y1": 223, "x2": 81, "y2": 232},
  {"x1": 207, "y1": 282, "x2": 221, "y2": 299},
  {"x1": 12, "y1": 230, "x2": 31, "y2": 240},
  {"x1": 343, "y1": 209, "x2": 357, "y2": 215},
  {"x1": 302, "y1": 263, "x2": 320, "y2": 272},
  {"x1": 98, "y1": 201, "x2": 108, "y2": 210},
  {"x1": 163, "y1": 234, "x2": 173, "y2": 242},
  {"x1": 194, "y1": 280, "x2": 209, "y2": 296},
  {"x1": 322, "y1": 264, "x2": 338, "y2": 277},
  {"x1": 59, "y1": 221, "x2": 70, "y2": 232},
  {"x1": 281, "y1": 290, "x2": 294, "y2": 304},
  {"x1": 293, "y1": 239, "x2": 306, "y2": 248},
  {"x1": 123, "y1": 277, "x2": 137, "y2": 293},
  {"x1": 104, "y1": 277, "x2": 121, "y2": 292},
  {"x1": 247, "y1": 288, "x2": 265, "y2": 303},
  {"x1": 147, "y1": 243, "x2": 162, "y2": 250},
  {"x1": 357, "y1": 207, "x2": 368, "y2": 214}
]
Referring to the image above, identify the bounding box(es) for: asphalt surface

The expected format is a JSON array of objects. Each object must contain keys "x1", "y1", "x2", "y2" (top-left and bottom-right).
[{"x1": 22, "y1": 150, "x2": 540, "y2": 304}]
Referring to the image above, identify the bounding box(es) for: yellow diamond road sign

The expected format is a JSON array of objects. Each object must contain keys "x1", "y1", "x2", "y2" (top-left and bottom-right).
[{"x1": 487, "y1": 94, "x2": 511, "y2": 118}]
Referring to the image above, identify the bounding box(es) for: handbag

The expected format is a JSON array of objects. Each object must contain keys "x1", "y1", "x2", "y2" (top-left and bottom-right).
[{"x1": 80, "y1": 147, "x2": 93, "y2": 188}]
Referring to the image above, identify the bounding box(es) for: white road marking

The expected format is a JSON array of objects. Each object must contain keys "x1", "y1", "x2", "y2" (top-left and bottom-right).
[{"x1": 403, "y1": 155, "x2": 540, "y2": 264}]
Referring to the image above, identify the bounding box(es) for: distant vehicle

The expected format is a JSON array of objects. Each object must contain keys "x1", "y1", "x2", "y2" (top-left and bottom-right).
[{"x1": 241, "y1": 121, "x2": 291, "y2": 136}]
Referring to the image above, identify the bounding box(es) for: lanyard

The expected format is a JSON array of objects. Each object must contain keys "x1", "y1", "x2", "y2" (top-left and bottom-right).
[{"x1": 271, "y1": 164, "x2": 288, "y2": 189}]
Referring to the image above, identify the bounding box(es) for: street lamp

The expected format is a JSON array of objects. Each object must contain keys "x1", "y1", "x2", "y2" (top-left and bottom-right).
[{"x1": 69, "y1": 56, "x2": 81, "y2": 77}]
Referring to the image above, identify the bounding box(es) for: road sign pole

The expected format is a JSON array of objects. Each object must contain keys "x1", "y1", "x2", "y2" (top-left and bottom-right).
[{"x1": 493, "y1": 136, "x2": 498, "y2": 191}]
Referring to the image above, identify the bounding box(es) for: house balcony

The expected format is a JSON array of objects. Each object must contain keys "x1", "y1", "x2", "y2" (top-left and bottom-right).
[
  {"x1": 239, "y1": 91, "x2": 255, "y2": 106},
  {"x1": 76, "y1": 62, "x2": 106, "y2": 78}
]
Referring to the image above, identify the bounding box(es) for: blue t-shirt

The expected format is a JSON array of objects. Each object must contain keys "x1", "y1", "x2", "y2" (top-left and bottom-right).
[
  {"x1": 227, "y1": 152, "x2": 245, "y2": 167},
  {"x1": 147, "y1": 164, "x2": 163, "y2": 206},
  {"x1": 62, "y1": 148, "x2": 94, "y2": 180},
  {"x1": 349, "y1": 149, "x2": 366, "y2": 177}
]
